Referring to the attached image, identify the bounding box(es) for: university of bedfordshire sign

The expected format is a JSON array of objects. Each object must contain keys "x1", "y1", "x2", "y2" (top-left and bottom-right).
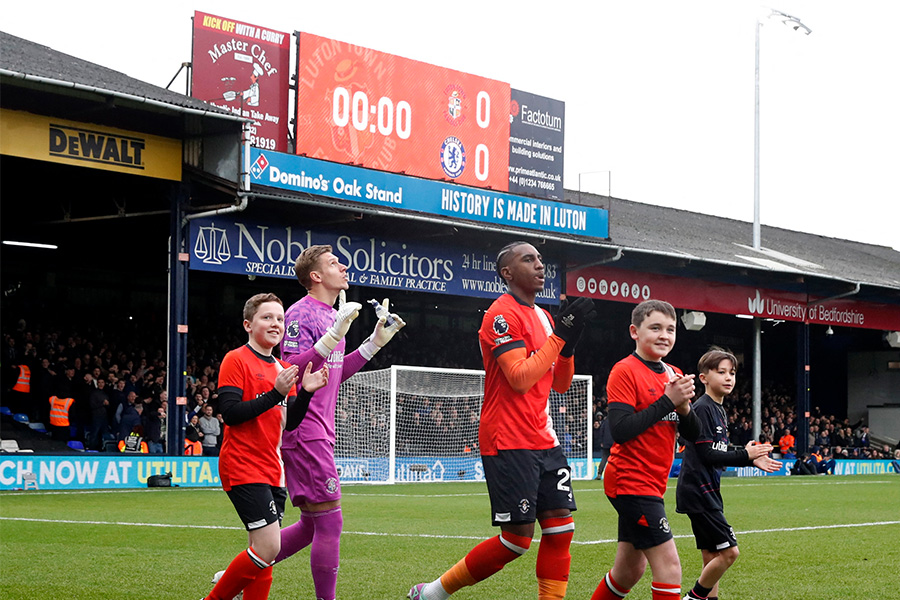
[{"x1": 567, "y1": 265, "x2": 900, "y2": 330}]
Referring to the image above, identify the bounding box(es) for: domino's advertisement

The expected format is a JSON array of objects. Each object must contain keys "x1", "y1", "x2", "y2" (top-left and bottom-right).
[
  {"x1": 248, "y1": 148, "x2": 608, "y2": 239},
  {"x1": 188, "y1": 217, "x2": 562, "y2": 304}
]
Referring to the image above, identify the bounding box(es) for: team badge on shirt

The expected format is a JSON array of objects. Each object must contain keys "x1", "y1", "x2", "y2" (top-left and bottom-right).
[{"x1": 659, "y1": 517, "x2": 671, "y2": 533}]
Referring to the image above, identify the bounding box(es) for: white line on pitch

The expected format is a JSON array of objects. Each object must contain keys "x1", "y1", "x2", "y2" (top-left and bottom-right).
[
  {"x1": 573, "y1": 520, "x2": 900, "y2": 545},
  {"x1": 2, "y1": 517, "x2": 897, "y2": 545}
]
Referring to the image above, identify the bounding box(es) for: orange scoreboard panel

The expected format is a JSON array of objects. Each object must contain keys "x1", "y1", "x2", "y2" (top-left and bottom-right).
[{"x1": 295, "y1": 33, "x2": 511, "y2": 191}]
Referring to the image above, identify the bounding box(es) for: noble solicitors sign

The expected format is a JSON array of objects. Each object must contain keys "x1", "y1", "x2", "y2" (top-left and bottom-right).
[{"x1": 188, "y1": 217, "x2": 563, "y2": 304}]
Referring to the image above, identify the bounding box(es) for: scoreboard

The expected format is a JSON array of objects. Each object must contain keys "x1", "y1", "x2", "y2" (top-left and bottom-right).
[{"x1": 295, "y1": 33, "x2": 511, "y2": 191}]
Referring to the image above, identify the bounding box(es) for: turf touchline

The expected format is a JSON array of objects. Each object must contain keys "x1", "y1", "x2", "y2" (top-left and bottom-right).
[{"x1": 2, "y1": 516, "x2": 897, "y2": 545}]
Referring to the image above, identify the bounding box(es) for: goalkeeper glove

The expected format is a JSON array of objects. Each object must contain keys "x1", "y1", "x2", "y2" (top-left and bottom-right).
[
  {"x1": 359, "y1": 298, "x2": 407, "y2": 359},
  {"x1": 554, "y1": 296, "x2": 594, "y2": 351},
  {"x1": 314, "y1": 290, "x2": 362, "y2": 358}
]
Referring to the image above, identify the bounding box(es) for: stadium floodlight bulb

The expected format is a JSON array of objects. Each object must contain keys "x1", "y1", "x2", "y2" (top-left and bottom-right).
[{"x1": 759, "y1": 6, "x2": 812, "y2": 35}]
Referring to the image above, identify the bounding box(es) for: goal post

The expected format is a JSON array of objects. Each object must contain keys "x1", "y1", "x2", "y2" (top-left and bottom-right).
[{"x1": 334, "y1": 365, "x2": 593, "y2": 484}]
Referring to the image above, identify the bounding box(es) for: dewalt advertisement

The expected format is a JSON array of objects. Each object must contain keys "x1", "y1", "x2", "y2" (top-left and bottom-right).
[{"x1": 0, "y1": 108, "x2": 182, "y2": 180}]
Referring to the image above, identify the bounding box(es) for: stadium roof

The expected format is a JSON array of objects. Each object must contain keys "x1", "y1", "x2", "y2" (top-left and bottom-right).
[
  {"x1": 565, "y1": 190, "x2": 900, "y2": 304},
  {"x1": 0, "y1": 30, "x2": 246, "y2": 137}
]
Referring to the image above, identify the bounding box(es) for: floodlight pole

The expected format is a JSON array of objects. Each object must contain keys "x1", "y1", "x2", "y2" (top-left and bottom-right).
[
  {"x1": 752, "y1": 8, "x2": 810, "y2": 440},
  {"x1": 754, "y1": 8, "x2": 811, "y2": 252}
]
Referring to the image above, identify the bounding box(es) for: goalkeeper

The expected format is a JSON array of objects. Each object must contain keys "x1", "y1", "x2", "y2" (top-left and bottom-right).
[
  {"x1": 408, "y1": 241, "x2": 593, "y2": 600},
  {"x1": 214, "y1": 244, "x2": 406, "y2": 600}
]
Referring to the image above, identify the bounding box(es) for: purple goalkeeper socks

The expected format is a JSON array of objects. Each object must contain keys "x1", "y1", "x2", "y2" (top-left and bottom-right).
[
  {"x1": 274, "y1": 511, "x2": 316, "y2": 563},
  {"x1": 310, "y1": 507, "x2": 343, "y2": 600}
]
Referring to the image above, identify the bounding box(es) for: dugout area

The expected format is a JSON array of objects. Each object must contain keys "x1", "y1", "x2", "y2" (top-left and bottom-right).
[{"x1": 2, "y1": 31, "x2": 899, "y2": 458}]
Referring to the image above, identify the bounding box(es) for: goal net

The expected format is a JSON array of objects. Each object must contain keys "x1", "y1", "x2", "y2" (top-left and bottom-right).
[{"x1": 334, "y1": 365, "x2": 593, "y2": 484}]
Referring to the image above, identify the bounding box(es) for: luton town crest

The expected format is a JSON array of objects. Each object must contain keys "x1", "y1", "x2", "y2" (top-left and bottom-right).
[{"x1": 444, "y1": 84, "x2": 466, "y2": 125}]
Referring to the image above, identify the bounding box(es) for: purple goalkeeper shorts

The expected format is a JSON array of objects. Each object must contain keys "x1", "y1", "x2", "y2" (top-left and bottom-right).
[{"x1": 283, "y1": 439, "x2": 341, "y2": 507}]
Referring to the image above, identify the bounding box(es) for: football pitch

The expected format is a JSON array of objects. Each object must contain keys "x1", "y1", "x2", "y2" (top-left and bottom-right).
[{"x1": 1, "y1": 475, "x2": 897, "y2": 599}]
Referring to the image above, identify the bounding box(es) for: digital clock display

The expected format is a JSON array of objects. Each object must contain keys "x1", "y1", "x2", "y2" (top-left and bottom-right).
[{"x1": 295, "y1": 33, "x2": 510, "y2": 191}]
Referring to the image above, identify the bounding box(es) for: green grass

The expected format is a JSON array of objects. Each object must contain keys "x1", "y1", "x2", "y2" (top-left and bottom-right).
[{"x1": 1, "y1": 475, "x2": 898, "y2": 599}]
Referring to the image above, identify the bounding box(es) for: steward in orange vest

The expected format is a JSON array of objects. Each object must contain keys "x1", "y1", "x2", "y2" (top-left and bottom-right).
[
  {"x1": 49, "y1": 395, "x2": 74, "y2": 440},
  {"x1": 119, "y1": 432, "x2": 149, "y2": 453},
  {"x1": 184, "y1": 438, "x2": 203, "y2": 455},
  {"x1": 13, "y1": 364, "x2": 31, "y2": 393}
]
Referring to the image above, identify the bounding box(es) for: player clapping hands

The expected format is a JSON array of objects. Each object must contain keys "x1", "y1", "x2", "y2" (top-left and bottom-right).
[{"x1": 745, "y1": 440, "x2": 782, "y2": 473}]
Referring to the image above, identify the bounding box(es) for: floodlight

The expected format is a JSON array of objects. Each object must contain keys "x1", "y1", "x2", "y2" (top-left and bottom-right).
[
  {"x1": 887, "y1": 331, "x2": 900, "y2": 349},
  {"x1": 681, "y1": 311, "x2": 707, "y2": 331}
]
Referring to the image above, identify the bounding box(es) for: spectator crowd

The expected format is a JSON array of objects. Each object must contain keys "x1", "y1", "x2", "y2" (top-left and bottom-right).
[
  {"x1": 2, "y1": 319, "x2": 225, "y2": 455},
  {"x1": 3, "y1": 317, "x2": 897, "y2": 465}
]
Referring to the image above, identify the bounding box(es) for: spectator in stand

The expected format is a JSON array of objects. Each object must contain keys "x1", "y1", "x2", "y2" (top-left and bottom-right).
[
  {"x1": 115, "y1": 391, "x2": 138, "y2": 426},
  {"x1": 144, "y1": 404, "x2": 166, "y2": 454},
  {"x1": 53, "y1": 364, "x2": 77, "y2": 404},
  {"x1": 807, "y1": 425, "x2": 818, "y2": 448},
  {"x1": 815, "y1": 426, "x2": 832, "y2": 449},
  {"x1": 185, "y1": 412, "x2": 203, "y2": 455},
  {"x1": 843, "y1": 427, "x2": 855, "y2": 449},
  {"x1": 831, "y1": 426, "x2": 849, "y2": 450},
  {"x1": 186, "y1": 393, "x2": 206, "y2": 425},
  {"x1": 778, "y1": 427, "x2": 795, "y2": 458},
  {"x1": 32, "y1": 357, "x2": 56, "y2": 425},
  {"x1": 854, "y1": 426, "x2": 870, "y2": 448},
  {"x1": 199, "y1": 403, "x2": 221, "y2": 456},
  {"x1": 118, "y1": 399, "x2": 143, "y2": 442},
  {"x1": 86, "y1": 378, "x2": 110, "y2": 450},
  {"x1": 738, "y1": 421, "x2": 752, "y2": 446}
]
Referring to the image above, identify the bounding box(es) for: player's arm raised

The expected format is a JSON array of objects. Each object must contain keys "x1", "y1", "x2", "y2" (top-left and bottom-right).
[
  {"x1": 358, "y1": 298, "x2": 407, "y2": 360},
  {"x1": 496, "y1": 297, "x2": 592, "y2": 395},
  {"x1": 313, "y1": 290, "x2": 362, "y2": 357}
]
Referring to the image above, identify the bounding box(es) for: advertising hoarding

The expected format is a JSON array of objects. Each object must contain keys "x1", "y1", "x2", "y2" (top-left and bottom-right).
[
  {"x1": 191, "y1": 11, "x2": 290, "y2": 152},
  {"x1": 567, "y1": 265, "x2": 900, "y2": 330},
  {"x1": 509, "y1": 89, "x2": 565, "y2": 200},
  {"x1": 295, "y1": 33, "x2": 511, "y2": 191},
  {"x1": 188, "y1": 216, "x2": 563, "y2": 304},
  {"x1": 0, "y1": 109, "x2": 182, "y2": 181},
  {"x1": 0, "y1": 455, "x2": 220, "y2": 490},
  {"x1": 250, "y1": 149, "x2": 608, "y2": 239}
]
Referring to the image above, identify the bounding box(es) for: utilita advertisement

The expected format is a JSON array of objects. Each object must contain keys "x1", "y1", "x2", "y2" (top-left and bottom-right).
[{"x1": 191, "y1": 11, "x2": 290, "y2": 152}]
